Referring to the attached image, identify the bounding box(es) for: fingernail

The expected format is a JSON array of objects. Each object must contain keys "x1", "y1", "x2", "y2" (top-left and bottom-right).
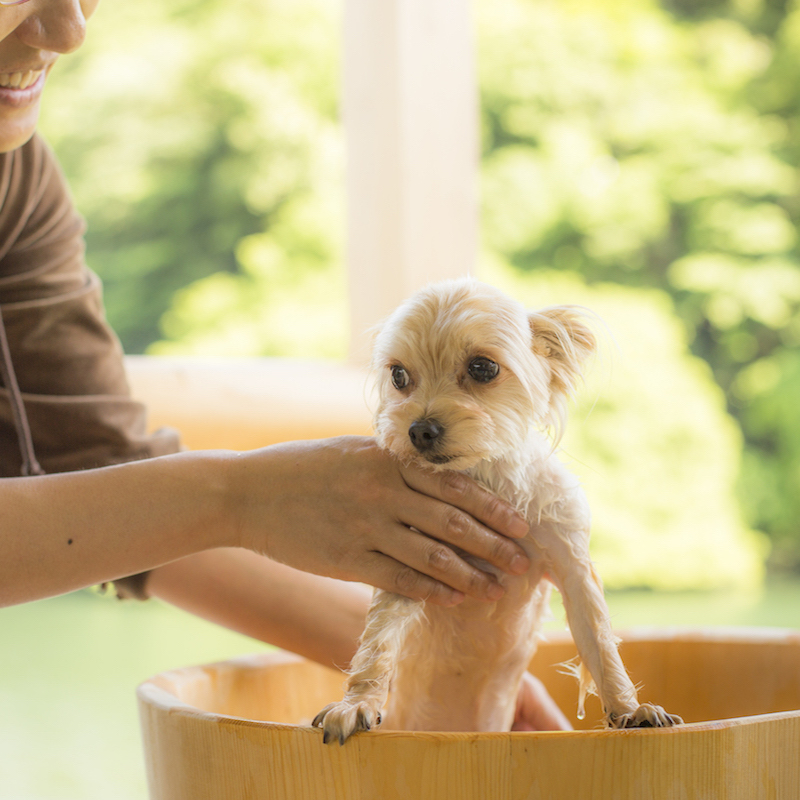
[
  {"x1": 486, "y1": 582, "x2": 505, "y2": 601},
  {"x1": 443, "y1": 590, "x2": 465, "y2": 607},
  {"x1": 510, "y1": 553, "x2": 530, "y2": 575}
]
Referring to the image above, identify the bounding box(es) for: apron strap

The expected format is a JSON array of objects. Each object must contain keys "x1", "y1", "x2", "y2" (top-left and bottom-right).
[{"x1": 0, "y1": 304, "x2": 44, "y2": 476}]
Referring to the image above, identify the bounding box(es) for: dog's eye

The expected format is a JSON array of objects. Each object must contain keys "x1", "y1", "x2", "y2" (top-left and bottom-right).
[
  {"x1": 468, "y1": 357, "x2": 500, "y2": 383},
  {"x1": 391, "y1": 365, "x2": 410, "y2": 390}
]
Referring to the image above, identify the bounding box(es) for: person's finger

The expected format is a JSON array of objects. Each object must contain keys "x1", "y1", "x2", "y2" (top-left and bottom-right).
[
  {"x1": 401, "y1": 466, "x2": 530, "y2": 540},
  {"x1": 358, "y1": 550, "x2": 466, "y2": 607},
  {"x1": 394, "y1": 471, "x2": 531, "y2": 578},
  {"x1": 375, "y1": 523, "x2": 508, "y2": 602}
]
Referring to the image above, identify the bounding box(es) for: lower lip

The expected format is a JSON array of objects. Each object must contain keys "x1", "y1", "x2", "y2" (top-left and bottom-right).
[{"x1": 0, "y1": 71, "x2": 45, "y2": 108}]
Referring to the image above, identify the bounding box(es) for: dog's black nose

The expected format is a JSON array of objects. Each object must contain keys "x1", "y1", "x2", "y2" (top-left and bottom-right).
[{"x1": 408, "y1": 419, "x2": 444, "y2": 452}]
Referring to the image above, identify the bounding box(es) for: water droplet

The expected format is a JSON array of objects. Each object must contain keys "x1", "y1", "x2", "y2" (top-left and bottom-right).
[{"x1": 577, "y1": 707, "x2": 586, "y2": 721}]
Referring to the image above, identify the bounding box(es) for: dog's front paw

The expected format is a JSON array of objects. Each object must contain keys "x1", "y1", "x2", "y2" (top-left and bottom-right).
[
  {"x1": 608, "y1": 703, "x2": 683, "y2": 729},
  {"x1": 312, "y1": 700, "x2": 383, "y2": 745}
]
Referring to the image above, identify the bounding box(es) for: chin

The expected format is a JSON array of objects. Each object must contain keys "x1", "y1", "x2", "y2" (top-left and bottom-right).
[
  {"x1": 0, "y1": 130, "x2": 35, "y2": 152},
  {"x1": 0, "y1": 101, "x2": 42, "y2": 153}
]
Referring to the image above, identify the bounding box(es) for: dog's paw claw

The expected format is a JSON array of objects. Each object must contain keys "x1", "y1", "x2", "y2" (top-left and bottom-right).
[
  {"x1": 312, "y1": 700, "x2": 384, "y2": 745},
  {"x1": 608, "y1": 703, "x2": 683, "y2": 729}
]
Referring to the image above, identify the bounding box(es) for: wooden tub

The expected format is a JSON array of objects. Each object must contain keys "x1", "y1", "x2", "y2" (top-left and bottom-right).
[{"x1": 137, "y1": 628, "x2": 800, "y2": 799}]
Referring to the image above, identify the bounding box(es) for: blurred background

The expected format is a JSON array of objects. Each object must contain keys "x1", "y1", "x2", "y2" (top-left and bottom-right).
[{"x1": 3, "y1": 0, "x2": 800, "y2": 796}]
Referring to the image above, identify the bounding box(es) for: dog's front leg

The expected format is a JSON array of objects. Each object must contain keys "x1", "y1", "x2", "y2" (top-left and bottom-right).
[
  {"x1": 550, "y1": 538, "x2": 682, "y2": 729},
  {"x1": 313, "y1": 589, "x2": 423, "y2": 745}
]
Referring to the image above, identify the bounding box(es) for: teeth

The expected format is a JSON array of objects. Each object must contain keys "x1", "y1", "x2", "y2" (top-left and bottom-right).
[{"x1": 0, "y1": 70, "x2": 43, "y2": 90}]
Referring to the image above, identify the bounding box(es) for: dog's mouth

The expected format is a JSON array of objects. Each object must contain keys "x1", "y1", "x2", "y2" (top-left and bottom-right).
[
  {"x1": 425, "y1": 453, "x2": 453, "y2": 465},
  {"x1": 419, "y1": 450, "x2": 484, "y2": 470},
  {"x1": 405, "y1": 445, "x2": 484, "y2": 471}
]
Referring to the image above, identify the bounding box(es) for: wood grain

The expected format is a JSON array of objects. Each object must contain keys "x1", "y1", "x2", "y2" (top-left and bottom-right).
[{"x1": 138, "y1": 629, "x2": 800, "y2": 799}]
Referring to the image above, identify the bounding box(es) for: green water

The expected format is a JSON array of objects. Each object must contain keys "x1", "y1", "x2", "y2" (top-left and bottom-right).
[{"x1": 1, "y1": 579, "x2": 799, "y2": 800}]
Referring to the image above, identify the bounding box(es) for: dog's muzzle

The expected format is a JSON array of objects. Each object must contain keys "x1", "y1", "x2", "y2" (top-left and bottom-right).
[{"x1": 408, "y1": 418, "x2": 444, "y2": 455}]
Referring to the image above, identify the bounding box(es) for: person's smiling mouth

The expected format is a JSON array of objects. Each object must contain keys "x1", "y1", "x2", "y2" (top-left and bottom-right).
[{"x1": 0, "y1": 69, "x2": 44, "y2": 90}]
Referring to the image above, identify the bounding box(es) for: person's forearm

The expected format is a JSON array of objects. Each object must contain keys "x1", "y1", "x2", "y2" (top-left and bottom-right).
[
  {"x1": 146, "y1": 549, "x2": 371, "y2": 670},
  {"x1": 0, "y1": 451, "x2": 234, "y2": 607},
  {"x1": 1, "y1": 435, "x2": 533, "y2": 611}
]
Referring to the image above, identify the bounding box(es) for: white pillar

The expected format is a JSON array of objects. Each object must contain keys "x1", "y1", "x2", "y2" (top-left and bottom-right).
[{"x1": 343, "y1": 0, "x2": 479, "y2": 362}]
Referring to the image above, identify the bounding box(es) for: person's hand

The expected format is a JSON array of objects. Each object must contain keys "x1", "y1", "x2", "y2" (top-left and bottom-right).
[
  {"x1": 228, "y1": 436, "x2": 532, "y2": 606},
  {"x1": 511, "y1": 671, "x2": 573, "y2": 731}
]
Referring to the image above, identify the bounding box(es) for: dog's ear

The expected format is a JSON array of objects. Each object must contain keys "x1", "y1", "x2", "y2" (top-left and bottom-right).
[{"x1": 529, "y1": 306, "x2": 596, "y2": 397}]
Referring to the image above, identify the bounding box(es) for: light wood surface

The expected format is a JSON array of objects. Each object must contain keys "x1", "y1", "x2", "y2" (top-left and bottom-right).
[
  {"x1": 137, "y1": 629, "x2": 800, "y2": 799},
  {"x1": 343, "y1": 0, "x2": 479, "y2": 363},
  {"x1": 125, "y1": 355, "x2": 372, "y2": 452}
]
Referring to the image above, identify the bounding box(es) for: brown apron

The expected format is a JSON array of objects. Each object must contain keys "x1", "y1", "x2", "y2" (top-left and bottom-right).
[{"x1": 0, "y1": 269, "x2": 180, "y2": 476}]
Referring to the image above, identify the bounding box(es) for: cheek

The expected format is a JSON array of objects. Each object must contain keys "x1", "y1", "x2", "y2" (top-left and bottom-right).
[
  {"x1": 372, "y1": 397, "x2": 425, "y2": 456},
  {"x1": 426, "y1": 397, "x2": 496, "y2": 441},
  {"x1": 436, "y1": 384, "x2": 533, "y2": 456},
  {"x1": 83, "y1": 0, "x2": 101, "y2": 19}
]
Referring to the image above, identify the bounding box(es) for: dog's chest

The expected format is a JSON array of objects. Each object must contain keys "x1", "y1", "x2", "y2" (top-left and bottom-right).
[
  {"x1": 385, "y1": 450, "x2": 583, "y2": 731},
  {"x1": 387, "y1": 576, "x2": 549, "y2": 731}
]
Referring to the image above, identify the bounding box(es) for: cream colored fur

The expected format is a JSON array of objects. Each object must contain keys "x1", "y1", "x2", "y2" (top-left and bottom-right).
[{"x1": 313, "y1": 279, "x2": 681, "y2": 744}]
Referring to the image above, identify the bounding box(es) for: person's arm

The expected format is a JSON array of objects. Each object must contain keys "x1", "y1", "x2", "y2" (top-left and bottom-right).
[
  {"x1": 146, "y1": 549, "x2": 371, "y2": 671},
  {"x1": 1, "y1": 450, "x2": 228, "y2": 607},
  {"x1": 512, "y1": 671, "x2": 573, "y2": 731},
  {"x1": 0, "y1": 436, "x2": 530, "y2": 609}
]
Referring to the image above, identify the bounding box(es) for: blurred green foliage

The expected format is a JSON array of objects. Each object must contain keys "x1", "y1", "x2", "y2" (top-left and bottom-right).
[
  {"x1": 36, "y1": 0, "x2": 800, "y2": 585},
  {"x1": 39, "y1": 0, "x2": 345, "y2": 356},
  {"x1": 484, "y1": 262, "x2": 765, "y2": 589},
  {"x1": 477, "y1": 0, "x2": 800, "y2": 573}
]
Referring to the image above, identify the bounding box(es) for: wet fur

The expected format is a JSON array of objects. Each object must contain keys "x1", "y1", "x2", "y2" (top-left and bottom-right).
[{"x1": 313, "y1": 279, "x2": 681, "y2": 743}]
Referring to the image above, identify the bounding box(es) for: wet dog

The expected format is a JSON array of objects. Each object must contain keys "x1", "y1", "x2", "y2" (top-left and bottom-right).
[{"x1": 313, "y1": 278, "x2": 681, "y2": 743}]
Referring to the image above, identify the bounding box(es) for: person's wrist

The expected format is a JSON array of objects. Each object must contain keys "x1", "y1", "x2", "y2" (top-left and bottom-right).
[
  {"x1": 210, "y1": 451, "x2": 248, "y2": 551},
  {"x1": 173, "y1": 450, "x2": 246, "y2": 553},
  {"x1": 213, "y1": 447, "x2": 284, "y2": 555}
]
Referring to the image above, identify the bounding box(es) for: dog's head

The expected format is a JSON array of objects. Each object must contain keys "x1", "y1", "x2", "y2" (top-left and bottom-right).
[{"x1": 371, "y1": 279, "x2": 596, "y2": 470}]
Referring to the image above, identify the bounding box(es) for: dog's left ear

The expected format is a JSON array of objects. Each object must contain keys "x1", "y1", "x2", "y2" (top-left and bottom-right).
[{"x1": 529, "y1": 306, "x2": 596, "y2": 397}]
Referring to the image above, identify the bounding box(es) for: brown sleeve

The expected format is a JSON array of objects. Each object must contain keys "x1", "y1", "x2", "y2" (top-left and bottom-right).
[{"x1": 0, "y1": 135, "x2": 183, "y2": 599}]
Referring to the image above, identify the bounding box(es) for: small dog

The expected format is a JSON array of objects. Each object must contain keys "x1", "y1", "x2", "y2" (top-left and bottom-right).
[{"x1": 313, "y1": 278, "x2": 681, "y2": 743}]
